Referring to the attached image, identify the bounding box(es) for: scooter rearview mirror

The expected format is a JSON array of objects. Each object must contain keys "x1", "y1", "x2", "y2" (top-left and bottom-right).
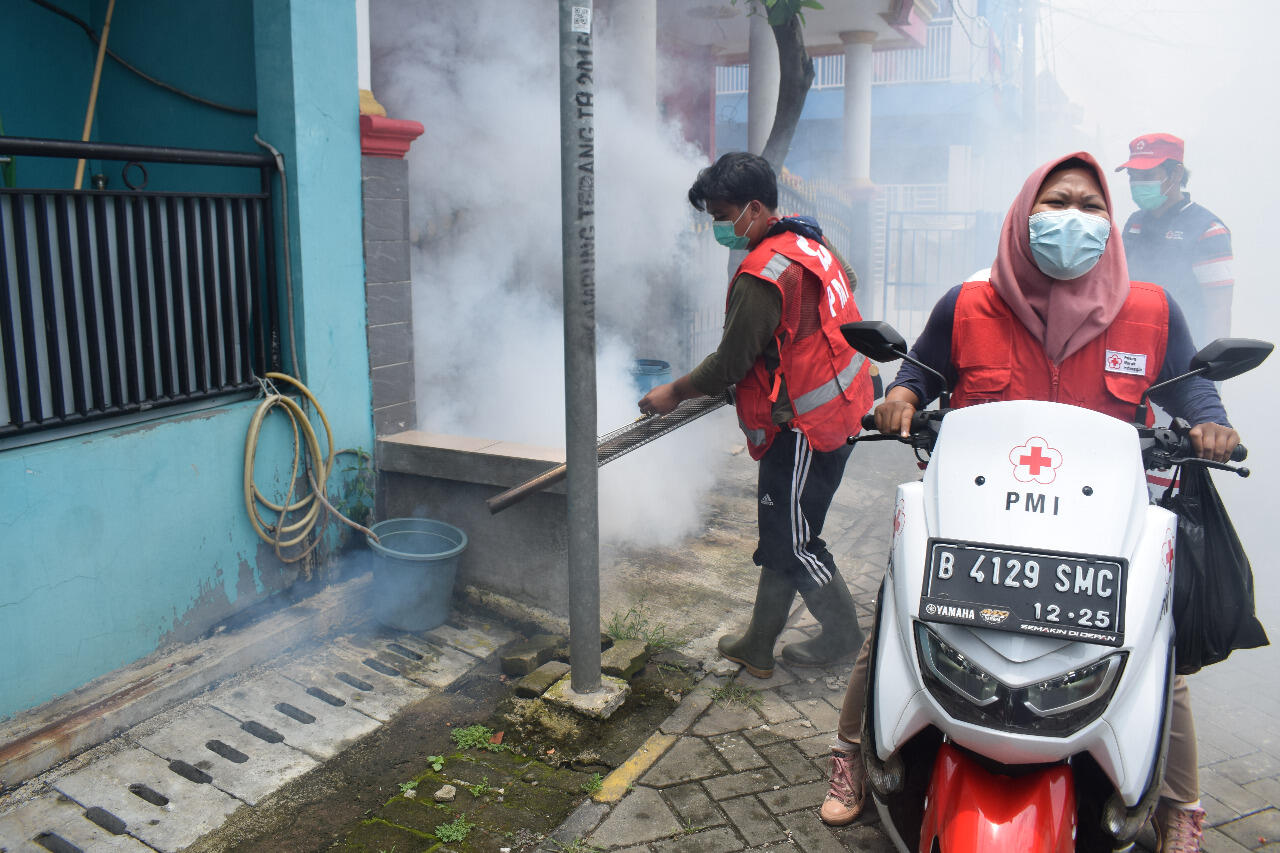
[
  {"x1": 840, "y1": 321, "x2": 908, "y2": 363},
  {"x1": 1136, "y1": 337, "x2": 1274, "y2": 424},
  {"x1": 841, "y1": 320, "x2": 951, "y2": 408},
  {"x1": 1189, "y1": 338, "x2": 1274, "y2": 382}
]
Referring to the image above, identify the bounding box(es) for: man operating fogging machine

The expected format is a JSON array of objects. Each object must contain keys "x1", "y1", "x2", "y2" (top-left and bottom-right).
[{"x1": 639, "y1": 152, "x2": 874, "y2": 678}]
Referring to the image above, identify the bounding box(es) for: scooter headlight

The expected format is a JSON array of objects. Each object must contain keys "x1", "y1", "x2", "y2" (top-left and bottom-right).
[
  {"x1": 914, "y1": 622, "x2": 1128, "y2": 736},
  {"x1": 917, "y1": 623, "x2": 1000, "y2": 707},
  {"x1": 1023, "y1": 655, "x2": 1124, "y2": 718}
]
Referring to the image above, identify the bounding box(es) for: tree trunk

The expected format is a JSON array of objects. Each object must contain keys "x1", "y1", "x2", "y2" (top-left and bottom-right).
[{"x1": 760, "y1": 13, "x2": 814, "y2": 175}]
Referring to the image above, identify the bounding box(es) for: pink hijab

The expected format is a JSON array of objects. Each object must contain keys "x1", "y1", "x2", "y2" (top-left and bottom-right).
[{"x1": 990, "y1": 152, "x2": 1130, "y2": 364}]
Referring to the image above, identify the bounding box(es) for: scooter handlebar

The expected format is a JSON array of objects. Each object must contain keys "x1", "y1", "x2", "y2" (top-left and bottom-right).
[
  {"x1": 1142, "y1": 427, "x2": 1249, "y2": 476},
  {"x1": 859, "y1": 410, "x2": 939, "y2": 436}
]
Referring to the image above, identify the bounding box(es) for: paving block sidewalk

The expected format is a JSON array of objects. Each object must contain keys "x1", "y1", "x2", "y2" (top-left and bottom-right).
[{"x1": 541, "y1": 627, "x2": 1280, "y2": 852}]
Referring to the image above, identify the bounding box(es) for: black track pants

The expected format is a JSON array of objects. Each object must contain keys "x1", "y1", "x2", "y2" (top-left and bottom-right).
[{"x1": 753, "y1": 428, "x2": 854, "y2": 593}]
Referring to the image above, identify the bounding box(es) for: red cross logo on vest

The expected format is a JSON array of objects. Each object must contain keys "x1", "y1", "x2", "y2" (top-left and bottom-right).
[
  {"x1": 1108, "y1": 353, "x2": 1122, "y2": 370},
  {"x1": 1008, "y1": 437, "x2": 1063, "y2": 484}
]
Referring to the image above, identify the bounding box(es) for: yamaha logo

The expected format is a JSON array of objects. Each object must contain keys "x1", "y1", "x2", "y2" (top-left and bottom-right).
[
  {"x1": 980, "y1": 608, "x2": 1010, "y2": 625},
  {"x1": 925, "y1": 603, "x2": 937, "y2": 615}
]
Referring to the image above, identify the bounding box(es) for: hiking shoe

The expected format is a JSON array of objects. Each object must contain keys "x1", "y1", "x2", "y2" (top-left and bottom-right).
[
  {"x1": 819, "y1": 748, "x2": 866, "y2": 826},
  {"x1": 1154, "y1": 801, "x2": 1206, "y2": 853}
]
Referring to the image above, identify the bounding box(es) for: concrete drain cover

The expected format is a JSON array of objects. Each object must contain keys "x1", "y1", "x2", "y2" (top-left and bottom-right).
[
  {"x1": 426, "y1": 619, "x2": 517, "y2": 659},
  {"x1": 0, "y1": 792, "x2": 153, "y2": 851},
  {"x1": 344, "y1": 632, "x2": 477, "y2": 689},
  {"x1": 277, "y1": 642, "x2": 434, "y2": 724},
  {"x1": 137, "y1": 704, "x2": 319, "y2": 806},
  {"x1": 51, "y1": 748, "x2": 240, "y2": 852},
  {"x1": 208, "y1": 672, "x2": 380, "y2": 761}
]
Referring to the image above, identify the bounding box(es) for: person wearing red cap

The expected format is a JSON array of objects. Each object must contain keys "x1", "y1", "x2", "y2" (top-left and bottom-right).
[{"x1": 1117, "y1": 133, "x2": 1234, "y2": 348}]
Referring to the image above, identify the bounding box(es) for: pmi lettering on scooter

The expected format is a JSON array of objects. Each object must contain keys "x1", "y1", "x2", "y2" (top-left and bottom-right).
[{"x1": 1005, "y1": 491, "x2": 1061, "y2": 514}]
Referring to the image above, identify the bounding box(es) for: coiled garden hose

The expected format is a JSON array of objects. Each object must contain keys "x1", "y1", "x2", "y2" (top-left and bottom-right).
[{"x1": 244, "y1": 372, "x2": 377, "y2": 571}]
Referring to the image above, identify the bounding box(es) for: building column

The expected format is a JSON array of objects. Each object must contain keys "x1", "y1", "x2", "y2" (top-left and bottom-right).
[
  {"x1": 359, "y1": 118, "x2": 422, "y2": 435},
  {"x1": 747, "y1": 13, "x2": 779, "y2": 155},
  {"x1": 253, "y1": 0, "x2": 371, "y2": 444},
  {"x1": 840, "y1": 30, "x2": 877, "y2": 186},
  {"x1": 605, "y1": 0, "x2": 657, "y2": 125},
  {"x1": 356, "y1": 0, "x2": 384, "y2": 116}
]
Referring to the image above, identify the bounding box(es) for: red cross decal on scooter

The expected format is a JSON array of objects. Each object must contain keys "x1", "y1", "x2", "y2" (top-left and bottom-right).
[{"x1": 1008, "y1": 437, "x2": 1063, "y2": 485}]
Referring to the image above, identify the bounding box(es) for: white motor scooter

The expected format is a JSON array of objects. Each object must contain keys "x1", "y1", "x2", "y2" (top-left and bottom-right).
[{"x1": 841, "y1": 321, "x2": 1270, "y2": 852}]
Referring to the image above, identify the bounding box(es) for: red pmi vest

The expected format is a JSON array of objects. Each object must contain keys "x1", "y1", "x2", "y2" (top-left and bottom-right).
[
  {"x1": 732, "y1": 231, "x2": 874, "y2": 459},
  {"x1": 950, "y1": 280, "x2": 1168, "y2": 424}
]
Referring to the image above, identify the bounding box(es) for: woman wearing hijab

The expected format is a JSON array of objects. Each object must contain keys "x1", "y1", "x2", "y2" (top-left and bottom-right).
[{"x1": 819, "y1": 153, "x2": 1237, "y2": 853}]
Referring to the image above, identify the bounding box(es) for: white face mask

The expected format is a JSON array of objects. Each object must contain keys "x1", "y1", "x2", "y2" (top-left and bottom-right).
[{"x1": 1027, "y1": 209, "x2": 1112, "y2": 280}]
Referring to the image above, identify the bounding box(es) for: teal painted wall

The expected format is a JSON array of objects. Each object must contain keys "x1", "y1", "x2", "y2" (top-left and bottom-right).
[
  {"x1": 0, "y1": 0, "x2": 372, "y2": 720},
  {"x1": 3, "y1": 0, "x2": 93, "y2": 188},
  {"x1": 2, "y1": 0, "x2": 258, "y2": 192}
]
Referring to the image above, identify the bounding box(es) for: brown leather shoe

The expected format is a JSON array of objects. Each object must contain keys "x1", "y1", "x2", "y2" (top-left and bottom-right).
[{"x1": 819, "y1": 748, "x2": 866, "y2": 826}]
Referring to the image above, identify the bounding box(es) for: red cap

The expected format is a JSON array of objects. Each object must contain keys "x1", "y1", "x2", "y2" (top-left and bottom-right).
[{"x1": 1115, "y1": 133, "x2": 1185, "y2": 171}]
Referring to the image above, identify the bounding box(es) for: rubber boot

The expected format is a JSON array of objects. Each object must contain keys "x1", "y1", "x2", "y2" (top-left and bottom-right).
[
  {"x1": 718, "y1": 568, "x2": 796, "y2": 678},
  {"x1": 781, "y1": 573, "x2": 863, "y2": 667}
]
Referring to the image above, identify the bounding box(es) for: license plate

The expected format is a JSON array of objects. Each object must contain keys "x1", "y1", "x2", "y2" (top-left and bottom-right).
[{"x1": 920, "y1": 539, "x2": 1127, "y2": 646}]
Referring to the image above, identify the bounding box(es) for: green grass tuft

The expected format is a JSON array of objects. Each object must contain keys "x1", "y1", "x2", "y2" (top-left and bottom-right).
[
  {"x1": 605, "y1": 605, "x2": 688, "y2": 653},
  {"x1": 434, "y1": 814, "x2": 475, "y2": 842},
  {"x1": 710, "y1": 680, "x2": 763, "y2": 710}
]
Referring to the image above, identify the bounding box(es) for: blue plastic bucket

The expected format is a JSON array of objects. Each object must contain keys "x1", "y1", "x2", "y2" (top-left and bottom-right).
[
  {"x1": 366, "y1": 518, "x2": 467, "y2": 632},
  {"x1": 630, "y1": 358, "x2": 673, "y2": 395}
]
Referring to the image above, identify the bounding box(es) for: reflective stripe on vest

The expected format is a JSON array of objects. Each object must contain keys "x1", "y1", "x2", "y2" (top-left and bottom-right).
[
  {"x1": 737, "y1": 413, "x2": 768, "y2": 448},
  {"x1": 792, "y1": 352, "x2": 866, "y2": 417},
  {"x1": 761, "y1": 252, "x2": 791, "y2": 281},
  {"x1": 730, "y1": 231, "x2": 874, "y2": 458}
]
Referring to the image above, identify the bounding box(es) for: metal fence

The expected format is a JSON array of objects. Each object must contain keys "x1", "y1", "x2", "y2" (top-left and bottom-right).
[
  {"x1": 777, "y1": 177, "x2": 856, "y2": 267},
  {"x1": 879, "y1": 209, "x2": 982, "y2": 344},
  {"x1": 0, "y1": 138, "x2": 281, "y2": 438}
]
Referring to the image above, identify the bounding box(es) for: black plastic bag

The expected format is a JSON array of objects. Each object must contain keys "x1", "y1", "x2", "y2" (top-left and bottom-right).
[{"x1": 1161, "y1": 463, "x2": 1269, "y2": 675}]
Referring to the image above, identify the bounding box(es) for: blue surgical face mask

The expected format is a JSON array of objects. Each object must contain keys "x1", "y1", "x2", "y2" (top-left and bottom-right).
[
  {"x1": 713, "y1": 205, "x2": 752, "y2": 250},
  {"x1": 1130, "y1": 180, "x2": 1167, "y2": 211},
  {"x1": 1027, "y1": 209, "x2": 1112, "y2": 280}
]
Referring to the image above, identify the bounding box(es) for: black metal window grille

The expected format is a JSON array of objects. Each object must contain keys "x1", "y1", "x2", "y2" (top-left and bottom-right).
[{"x1": 0, "y1": 137, "x2": 281, "y2": 438}]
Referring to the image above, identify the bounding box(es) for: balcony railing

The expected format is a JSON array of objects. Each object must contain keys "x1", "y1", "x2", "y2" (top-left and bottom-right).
[
  {"x1": 872, "y1": 19, "x2": 953, "y2": 84},
  {"x1": 0, "y1": 137, "x2": 282, "y2": 439},
  {"x1": 715, "y1": 18, "x2": 955, "y2": 96}
]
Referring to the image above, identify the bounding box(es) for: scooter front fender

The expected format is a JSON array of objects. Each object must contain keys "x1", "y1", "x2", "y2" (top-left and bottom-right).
[{"x1": 920, "y1": 742, "x2": 1075, "y2": 853}]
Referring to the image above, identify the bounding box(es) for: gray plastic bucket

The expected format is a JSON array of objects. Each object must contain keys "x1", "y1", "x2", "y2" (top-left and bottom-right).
[
  {"x1": 630, "y1": 358, "x2": 673, "y2": 394},
  {"x1": 366, "y1": 518, "x2": 467, "y2": 632}
]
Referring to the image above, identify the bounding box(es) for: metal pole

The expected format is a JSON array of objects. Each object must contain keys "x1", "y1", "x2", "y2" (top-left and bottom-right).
[
  {"x1": 1021, "y1": 0, "x2": 1038, "y2": 167},
  {"x1": 559, "y1": 0, "x2": 601, "y2": 694},
  {"x1": 74, "y1": 0, "x2": 117, "y2": 190}
]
